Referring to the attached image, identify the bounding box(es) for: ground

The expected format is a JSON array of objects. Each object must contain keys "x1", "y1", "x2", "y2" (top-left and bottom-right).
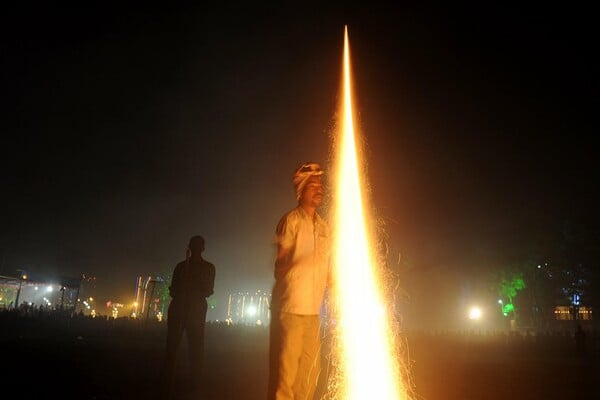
[{"x1": 1, "y1": 314, "x2": 598, "y2": 400}]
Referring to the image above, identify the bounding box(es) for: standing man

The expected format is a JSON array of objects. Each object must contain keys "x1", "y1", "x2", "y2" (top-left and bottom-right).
[
  {"x1": 269, "y1": 162, "x2": 331, "y2": 400},
  {"x1": 162, "y1": 235, "x2": 216, "y2": 400}
]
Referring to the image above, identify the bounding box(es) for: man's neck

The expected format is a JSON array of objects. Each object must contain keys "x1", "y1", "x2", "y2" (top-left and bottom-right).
[{"x1": 299, "y1": 203, "x2": 316, "y2": 219}]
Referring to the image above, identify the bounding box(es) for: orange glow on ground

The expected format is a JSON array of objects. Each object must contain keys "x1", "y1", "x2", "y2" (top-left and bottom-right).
[{"x1": 329, "y1": 26, "x2": 412, "y2": 400}]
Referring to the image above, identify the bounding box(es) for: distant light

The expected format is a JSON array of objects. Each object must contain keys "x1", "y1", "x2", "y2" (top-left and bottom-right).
[
  {"x1": 246, "y1": 305, "x2": 257, "y2": 316},
  {"x1": 46, "y1": 286, "x2": 53, "y2": 292},
  {"x1": 498, "y1": 299, "x2": 503, "y2": 304},
  {"x1": 468, "y1": 307, "x2": 482, "y2": 320},
  {"x1": 537, "y1": 265, "x2": 541, "y2": 269}
]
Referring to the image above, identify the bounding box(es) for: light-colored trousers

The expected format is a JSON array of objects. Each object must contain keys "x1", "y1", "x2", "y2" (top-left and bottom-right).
[{"x1": 274, "y1": 312, "x2": 322, "y2": 400}]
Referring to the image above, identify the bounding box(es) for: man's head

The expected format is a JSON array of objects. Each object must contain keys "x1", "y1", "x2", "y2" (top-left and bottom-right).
[
  {"x1": 293, "y1": 162, "x2": 324, "y2": 208},
  {"x1": 188, "y1": 235, "x2": 205, "y2": 257}
]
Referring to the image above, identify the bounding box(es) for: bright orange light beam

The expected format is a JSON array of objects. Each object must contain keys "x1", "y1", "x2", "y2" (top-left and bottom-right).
[{"x1": 331, "y1": 25, "x2": 410, "y2": 400}]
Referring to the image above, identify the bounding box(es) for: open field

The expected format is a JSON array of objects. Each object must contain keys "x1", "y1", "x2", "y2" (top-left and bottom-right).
[{"x1": 1, "y1": 313, "x2": 598, "y2": 400}]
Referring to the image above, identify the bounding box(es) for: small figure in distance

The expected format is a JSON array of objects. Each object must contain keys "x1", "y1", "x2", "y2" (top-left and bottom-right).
[{"x1": 574, "y1": 323, "x2": 586, "y2": 357}]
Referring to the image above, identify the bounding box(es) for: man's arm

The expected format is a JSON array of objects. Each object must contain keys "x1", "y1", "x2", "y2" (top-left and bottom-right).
[
  {"x1": 274, "y1": 214, "x2": 296, "y2": 280},
  {"x1": 168, "y1": 263, "x2": 182, "y2": 298},
  {"x1": 206, "y1": 264, "x2": 216, "y2": 297}
]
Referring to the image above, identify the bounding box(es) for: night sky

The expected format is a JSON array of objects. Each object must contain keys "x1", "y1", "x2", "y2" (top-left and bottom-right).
[{"x1": 1, "y1": 4, "x2": 597, "y2": 320}]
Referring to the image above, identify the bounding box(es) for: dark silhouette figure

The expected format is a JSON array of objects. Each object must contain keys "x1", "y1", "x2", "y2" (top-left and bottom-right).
[
  {"x1": 162, "y1": 235, "x2": 216, "y2": 400},
  {"x1": 574, "y1": 324, "x2": 586, "y2": 357}
]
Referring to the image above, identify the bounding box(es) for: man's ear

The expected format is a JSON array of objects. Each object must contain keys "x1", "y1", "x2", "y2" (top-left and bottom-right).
[{"x1": 186, "y1": 247, "x2": 192, "y2": 258}]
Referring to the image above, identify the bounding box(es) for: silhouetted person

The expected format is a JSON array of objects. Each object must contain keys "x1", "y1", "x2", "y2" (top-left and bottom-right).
[
  {"x1": 268, "y1": 162, "x2": 331, "y2": 400},
  {"x1": 574, "y1": 324, "x2": 586, "y2": 357},
  {"x1": 162, "y1": 235, "x2": 216, "y2": 400}
]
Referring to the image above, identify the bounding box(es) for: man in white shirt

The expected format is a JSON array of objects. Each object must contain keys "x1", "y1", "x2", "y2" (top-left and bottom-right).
[{"x1": 269, "y1": 162, "x2": 331, "y2": 400}]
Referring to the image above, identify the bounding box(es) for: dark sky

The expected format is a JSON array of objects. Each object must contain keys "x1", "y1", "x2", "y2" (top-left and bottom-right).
[{"x1": 1, "y1": 3, "x2": 597, "y2": 313}]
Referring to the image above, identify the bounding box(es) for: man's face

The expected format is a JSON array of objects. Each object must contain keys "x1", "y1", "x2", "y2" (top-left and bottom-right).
[{"x1": 300, "y1": 175, "x2": 324, "y2": 208}]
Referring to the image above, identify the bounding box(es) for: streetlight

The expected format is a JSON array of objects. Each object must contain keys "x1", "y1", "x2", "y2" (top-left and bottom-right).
[
  {"x1": 468, "y1": 306, "x2": 482, "y2": 320},
  {"x1": 498, "y1": 299, "x2": 508, "y2": 316},
  {"x1": 14, "y1": 270, "x2": 27, "y2": 310},
  {"x1": 60, "y1": 286, "x2": 66, "y2": 310}
]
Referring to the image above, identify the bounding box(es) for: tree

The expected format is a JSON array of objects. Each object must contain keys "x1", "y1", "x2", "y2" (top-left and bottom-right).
[
  {"x1": 156, "y1": 271, "x2": 171, "y2": 316},
  {"x1": 492, "y1": 264, "x2": 527, "y2": 325}
]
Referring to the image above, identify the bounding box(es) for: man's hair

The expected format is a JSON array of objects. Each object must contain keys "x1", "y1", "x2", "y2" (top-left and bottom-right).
[{"x1": 188, "y1": 235, "x2": 205, "y2": 254}]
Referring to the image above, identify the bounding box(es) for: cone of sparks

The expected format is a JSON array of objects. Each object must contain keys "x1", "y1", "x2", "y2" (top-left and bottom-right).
[{"x1": 328, "y1": 26, "x2": 412, "y2": 400}]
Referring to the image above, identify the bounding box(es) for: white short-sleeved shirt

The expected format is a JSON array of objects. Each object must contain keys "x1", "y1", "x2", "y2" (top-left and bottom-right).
[{"x1": 274, "y1": 206, "x2": 330, "y2": 315}]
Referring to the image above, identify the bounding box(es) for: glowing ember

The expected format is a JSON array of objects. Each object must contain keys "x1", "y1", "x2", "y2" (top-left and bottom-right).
[{"x1": 330, "y1": 26, "x2": 411, "y2": 400}]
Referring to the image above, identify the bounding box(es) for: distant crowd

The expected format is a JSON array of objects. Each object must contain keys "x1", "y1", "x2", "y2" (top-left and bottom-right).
[{"x1": 1, "y1": 304, "x2": 597, "y2": 358}]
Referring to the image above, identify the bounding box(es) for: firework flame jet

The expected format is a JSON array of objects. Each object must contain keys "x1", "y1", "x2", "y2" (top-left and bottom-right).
[{"x1": 329, "y1": 26, "x2": 410, "y2": 400}]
